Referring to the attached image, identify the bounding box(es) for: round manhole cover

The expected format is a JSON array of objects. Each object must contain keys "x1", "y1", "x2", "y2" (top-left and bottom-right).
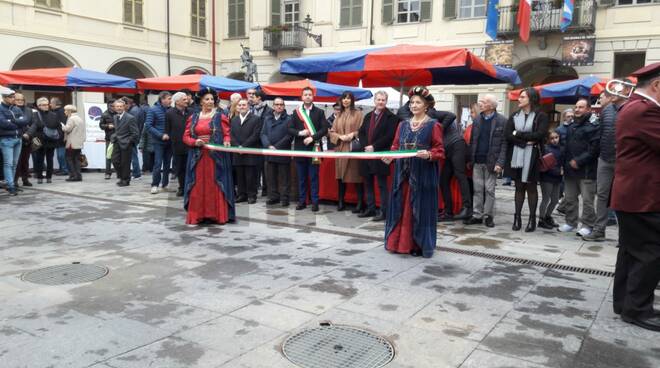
[
  {"x1": 282, "y1": 325, "x2": 395, "y2": 368},
  {"x1": 21, "y1": 264, "x2": 108, "y2": 285}
]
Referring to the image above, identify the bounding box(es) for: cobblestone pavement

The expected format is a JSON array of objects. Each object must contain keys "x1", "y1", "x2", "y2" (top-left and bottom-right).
[{"x1": 1, "y1": 173, "x2": 658, "y2": 368}]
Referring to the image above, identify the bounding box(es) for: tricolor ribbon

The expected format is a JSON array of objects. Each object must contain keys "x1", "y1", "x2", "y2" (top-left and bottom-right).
[{"x1": 204, "y1": 144, "x2": 418, "y2": 160}]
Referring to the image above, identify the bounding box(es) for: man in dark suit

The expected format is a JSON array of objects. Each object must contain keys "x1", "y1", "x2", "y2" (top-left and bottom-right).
[
  {"x1": 100, "y1": 99, "x2": 116, "y2": 179},
  {"x1": 165, "y1": 92, "x2": 191, "y2": 197},
  {"x1": 611, "y1": 62, "x2": 660, "y2": 332},
  {"x1": 358, "y1": 91, "x2": 398, "y2": 221},
  {"x1": 288, "y1": 87, "x2": 329, "y2": 212},
  {"x1": 230, "y1": 99, "x2": 263, "y2": 204},
  {"x1": 111, "y1": 99, "x2": 140, "y2": 187},
  {"x1": 261, "y1": 97, "x2": 292, "y2": 207}
]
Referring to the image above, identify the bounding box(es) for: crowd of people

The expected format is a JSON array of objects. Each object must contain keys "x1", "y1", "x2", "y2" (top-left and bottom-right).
[{"x1": 1, "y1": 62, "x2": 659, "y2": 331}]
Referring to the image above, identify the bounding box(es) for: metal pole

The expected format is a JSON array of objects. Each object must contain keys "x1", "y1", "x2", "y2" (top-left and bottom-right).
[
  {"x1": 166, "y1": 0, "x2": 171, "y2": 76},
  {"x1": 212, "y1": 0, "x2": 216, "y2": 75}
]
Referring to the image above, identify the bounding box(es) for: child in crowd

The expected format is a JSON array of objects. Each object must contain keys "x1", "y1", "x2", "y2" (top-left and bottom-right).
[{"x1": 538, "y1": 131, "x2": 563, "y2": 229}]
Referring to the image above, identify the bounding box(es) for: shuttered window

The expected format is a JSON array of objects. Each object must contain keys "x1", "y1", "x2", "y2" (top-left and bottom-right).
[
  {"x1": 271, "y1": 0, "x2": 281, "y2": 25},
  {"x1": 340, "y1": 0, "x2": 363, "y2": 28},
  {"x1": 35, "y1": 0, "x2": 61, "y2": 8},
  {"x1": 191, "y1": 0, "x2": 207, "y2": 38},
  {"x1": 124, "y1": 0, "x2": 143, "y2": 25},
  {"x1": 228, "y1": 0, "x2": 246, "y2": 37}
]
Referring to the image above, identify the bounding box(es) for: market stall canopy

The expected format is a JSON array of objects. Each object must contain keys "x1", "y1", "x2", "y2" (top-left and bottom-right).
[
  {"x1": 280, "y1": 44, "x2": 522, "y2": 87},
  {"x1": 136, "y1": 74, "x2": 258, "y2": 93},
  {"x1": 260, "y1": 79, "x2": 372, "y2": 102},
  {"x1": 0, "y1": 67, "x2": 136, "y2": 93},
  {"x1": 508, "y1": 76, "x2": 607, "y2": 104}
]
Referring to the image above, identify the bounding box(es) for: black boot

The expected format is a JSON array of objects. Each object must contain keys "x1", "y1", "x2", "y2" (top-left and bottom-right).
[
  {"x1": 337, "y1": 180, "x2": 346, "y2": 211},
  {"x1": 537, "y1": 217, "x2": 553, "y2": 230},
  {"x1": 352, "y1": 184, "x2": 365, "y2": 214},
  {"x1": 512, "y1": 214, "x2": 522, "y2": 231},
  {"x1": 525, "y1": 215, "x2": 537, "y2": 232},
  {"x1": 546, "y1": 216, "x2": 559, "y2": 228}
]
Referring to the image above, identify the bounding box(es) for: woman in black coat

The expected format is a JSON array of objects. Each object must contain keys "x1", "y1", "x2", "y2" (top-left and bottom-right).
[
  {"x1": 27, "y1": 97, "x2": 62, "y2": 183},
  {"x1": 504, "y1": 88, "x2": 549, "y2": 232}
]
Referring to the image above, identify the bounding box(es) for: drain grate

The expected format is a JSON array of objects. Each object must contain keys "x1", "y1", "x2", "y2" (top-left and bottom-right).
[
  {"x1": 21, "y1": 263, "x2": 109, "y2": 285},
  {"x1": 437, "y1": 246, "x2": 615, "y2": 277},
  {"x1": 282, "y1": 325, "x2": 395, "y2": 368}
]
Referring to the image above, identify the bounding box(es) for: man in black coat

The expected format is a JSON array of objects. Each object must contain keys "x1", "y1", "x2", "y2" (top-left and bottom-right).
[
  {"x1": 358, "y1": 91, "x2": 398, "y2": 221},
  {"x1": 288, "y1": 87, "x2": 329, "y2": 212},
  {"x1": 110, "y1": 99, "x2": 140, "y2": 187},
  {"x1": 165, "y1": 92, "x2": 192, "y2": 197},
  {"x1": 100, "y1": 99, "x2": 116, "y2": 179},
  {"x1": 261, "y1": 97, "x2": 292, "y2": 207},
  {"x1": 559, "y1": 98, "x2": 600, "y2": 237},
  {"x1": 231, "y1": 99, "x2": 263, "y2": 204},
  {"x1": 14, "y1": 93, "x2": 34, "y2": 187},
  {"x1": 49, "y1": 97, "x2": 68, "y2": 176}
]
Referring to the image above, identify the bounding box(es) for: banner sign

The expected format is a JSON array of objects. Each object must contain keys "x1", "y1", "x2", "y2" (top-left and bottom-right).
[
  {"x1": 485, "y1": 40, "x2": 514, "y2": 68},
  {"x1": 562, "y1": 35, "x2": 596, "y2": 66},
  {"x1": 83, "y1": 102, "x2": 108, "y2": 142}
]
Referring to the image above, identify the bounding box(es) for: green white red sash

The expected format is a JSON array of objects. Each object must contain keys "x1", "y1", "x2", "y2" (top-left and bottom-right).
[
  {"x1": 204, "y1": 144, "x2": 417, "y2": 160},
  {"x1": 296, "y1": 105, "x2": 317, "y2": 136}
]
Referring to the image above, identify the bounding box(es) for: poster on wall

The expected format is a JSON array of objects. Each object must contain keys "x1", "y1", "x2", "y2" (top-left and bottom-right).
[
  {"x1": 485, "y1": 40, "x2": 514, "y2": 68},
  {"x1": 562, "y1": 35, "x2": 596, "y2": 67},
  {"x1": 83, "y1": 103, "x2": 107, "y2": 143},
  {"x1": 82, "y1": 103, "x2": 110, "y2": 169}
]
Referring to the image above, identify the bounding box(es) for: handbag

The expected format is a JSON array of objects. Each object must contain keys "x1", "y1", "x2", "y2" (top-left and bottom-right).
[
  {"x1": 31, "y1": 137, "x2": 43, "y2": 151},
  {"x1": 79, "y1": 153, "x2": 89, "y2": 168},
  {"x1": 43, "y1": 126, "x2": 60, "y2": 141},
  {"x1": 350, "y1": 137, "x2": 362, "y2": 152},
  {"x1": 538, "y1": 146, "x2": 557, "y2": 173}
]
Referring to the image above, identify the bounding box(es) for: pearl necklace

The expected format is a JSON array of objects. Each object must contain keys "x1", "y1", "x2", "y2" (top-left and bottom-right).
[{"x1": 410, "y1": 116, "x2": 427, "y2": 131}]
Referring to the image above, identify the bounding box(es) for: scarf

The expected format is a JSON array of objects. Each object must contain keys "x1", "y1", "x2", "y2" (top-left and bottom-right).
[{"x1": 510, "y1": 110, "x2": 535, "y2": 183}]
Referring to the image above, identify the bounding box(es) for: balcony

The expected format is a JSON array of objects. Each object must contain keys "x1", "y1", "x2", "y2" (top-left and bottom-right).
[
  {"x1": 497, "y1": 0, "x2": 596, "y2": 36},
  {"x1": 263, "y1": 26, "x2": 306, "y2": 52}
]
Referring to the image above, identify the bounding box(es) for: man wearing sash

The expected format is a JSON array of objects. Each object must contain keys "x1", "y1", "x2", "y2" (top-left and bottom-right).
[{"x1": 288, "y1": 87, "x2": 329, "y2": 212}]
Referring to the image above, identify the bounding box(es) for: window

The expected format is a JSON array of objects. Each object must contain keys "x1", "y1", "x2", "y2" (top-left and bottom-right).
[
  {"x1": 271, "y1": 0, "x2": 281, "y2": 25},
  {"x1": 191, "y1": 0, "x2": 207, "y2": 38},
  {"x1": 340, "y1": 0, "x2": 363, "y2": 28},
  {"x1": 617, "y1": 0, "x2": 651, "y2": 4},
  {"x1": 35, "y1": 0, "x2": 61, "y2": 9},
  {"x1": 386, "y1": 0, "x2": 431, "y2": 24},
  {"x1": 458, "y1": 0, "x2": 486, "y2": 18},
  {"x1": 614, "y1": 52, "x2": 646, "y2": 79},
  {"x1": 283, "y1": 0, "x2": 300, "y2": 26},
  {"x1": 124, "y1": 0, "x2": 143, "y2": 25},
  {"x1": 228, "y1": 0, "x2": 245, "y2": 37}
]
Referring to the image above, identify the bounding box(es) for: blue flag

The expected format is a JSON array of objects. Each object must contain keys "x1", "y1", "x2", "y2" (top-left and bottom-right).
[
  {"x1": 485, "y1": 0, "x2": 500, "y2": 40},
  {"x1": 561, "y1": 0, "x2": 574, "y2": 32}
]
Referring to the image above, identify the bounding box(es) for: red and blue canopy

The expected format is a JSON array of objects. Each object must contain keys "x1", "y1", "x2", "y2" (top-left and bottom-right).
[
  {"x1": 137, "y1": 74, "x2": 258, "y2": 93},
  {"x1": 280, "y1": 44, "x2": 521, "y2": 87},
  {"x1": 508, "y1": 76, "x2": 607, "y2": 104},
  {"x1": 0, "y1": 67, "x2": 136, "y2": 92},
  {"x1": 260, "y1": 79, "x2": 372, "y2": 102}
]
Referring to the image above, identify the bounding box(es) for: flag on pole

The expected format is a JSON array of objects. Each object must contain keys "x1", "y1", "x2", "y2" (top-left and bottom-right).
[
  {"x1": 485, "y1": 0, "x2": 500, "y2": 40},
  {"x1": 561, "y1": 0, "x2": 574, "y2": 32},
  {"x1": 517, "y1": 0, "x2": 532, "y2": 43}
]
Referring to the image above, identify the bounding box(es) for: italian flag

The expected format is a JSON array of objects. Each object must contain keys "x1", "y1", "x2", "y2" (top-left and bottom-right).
[{"x1": 517, "y1": 0, "x2": 532, "y2": 43}]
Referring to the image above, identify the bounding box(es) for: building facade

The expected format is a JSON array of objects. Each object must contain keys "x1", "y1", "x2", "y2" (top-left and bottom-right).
[{"x1": 1, "y1": 0, "x2": 659, "y2": 116}]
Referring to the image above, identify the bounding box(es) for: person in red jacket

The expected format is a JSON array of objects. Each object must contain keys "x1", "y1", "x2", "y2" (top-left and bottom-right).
[{"x1": 611, "y1": 62, "x2": 660, "y2": 332}]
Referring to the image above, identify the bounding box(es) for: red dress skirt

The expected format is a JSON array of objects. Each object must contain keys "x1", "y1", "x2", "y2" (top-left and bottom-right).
[
  {"x1": 186, "y1": 118, "x2": 229, "y2": 225},
  {"x1": 386, "y1": 181, "x2": 419, "y2": 254}
]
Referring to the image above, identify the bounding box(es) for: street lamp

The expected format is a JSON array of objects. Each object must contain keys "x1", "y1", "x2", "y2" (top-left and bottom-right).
[{"x1": 299, "y1": 14, "x2": 322, "y2": 47}]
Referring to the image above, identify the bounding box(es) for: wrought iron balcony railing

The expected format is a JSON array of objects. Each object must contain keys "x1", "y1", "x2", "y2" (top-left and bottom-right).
[
  {"x1": 263, "y1": 26, "x2": 307, "y2": 51},
  {"x1": 497, "y1": 0, "x2": 596, "y2": 36}
]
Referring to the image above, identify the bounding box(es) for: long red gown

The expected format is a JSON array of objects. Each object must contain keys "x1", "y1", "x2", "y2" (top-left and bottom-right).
[
  {"x1": 183, "y1": 116, "x2": 231, "y2": 225},
  {"x1": 386, "y1": 122, "x2": 445, "y2": 255}
]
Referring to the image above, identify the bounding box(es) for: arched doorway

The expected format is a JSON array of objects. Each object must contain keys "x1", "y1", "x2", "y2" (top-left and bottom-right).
[
  {"x1": 107, "y1": 59, "x2": 156, "y2": 79},
  {"x1": 268, "y1": 71, "x2": 302, "y2": 83},
  {"x1": 181, "y1": 67, "x2": 209, "y2": 75},
  {"x1": 226, "y1": 72, "x2": 246, "y2": 81},
  {"x1": 11, "y1": 48, "x2": 78, "y2": 106},
  {"x1": 515, "y1": 58, "x2": 578, "y2": 87}
]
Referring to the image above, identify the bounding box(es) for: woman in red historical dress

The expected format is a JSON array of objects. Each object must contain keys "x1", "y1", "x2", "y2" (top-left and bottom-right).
[
  {"x1": 182, "y1": 88, "x2": 235, "y2": 225},
  {"x1": 384, "y1": 86, "x2": 445, "y2": 258}
]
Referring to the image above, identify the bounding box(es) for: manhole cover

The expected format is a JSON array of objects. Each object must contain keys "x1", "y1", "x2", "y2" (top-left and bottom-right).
[
  {"x1": 21, "y1": 264, "x2": 108, "y2": 285},
  {"x1": 282, "y1": 325, "x2": 395, "y2": 368}
]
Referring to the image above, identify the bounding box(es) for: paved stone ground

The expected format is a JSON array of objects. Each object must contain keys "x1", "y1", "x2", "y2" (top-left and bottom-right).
[{"x1": 1, "y1": 172, "x2": 658, "y2": 368}]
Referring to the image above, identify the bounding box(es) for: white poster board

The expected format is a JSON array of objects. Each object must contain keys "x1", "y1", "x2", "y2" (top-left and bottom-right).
[{"x1": 82, "y1": 103, "x2": 109, "y2": 169}]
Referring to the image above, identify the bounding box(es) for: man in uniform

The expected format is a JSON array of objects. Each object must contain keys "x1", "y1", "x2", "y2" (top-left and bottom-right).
[{"x1": 611, "y1": 62, "x2": 660, "y2": 331}]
